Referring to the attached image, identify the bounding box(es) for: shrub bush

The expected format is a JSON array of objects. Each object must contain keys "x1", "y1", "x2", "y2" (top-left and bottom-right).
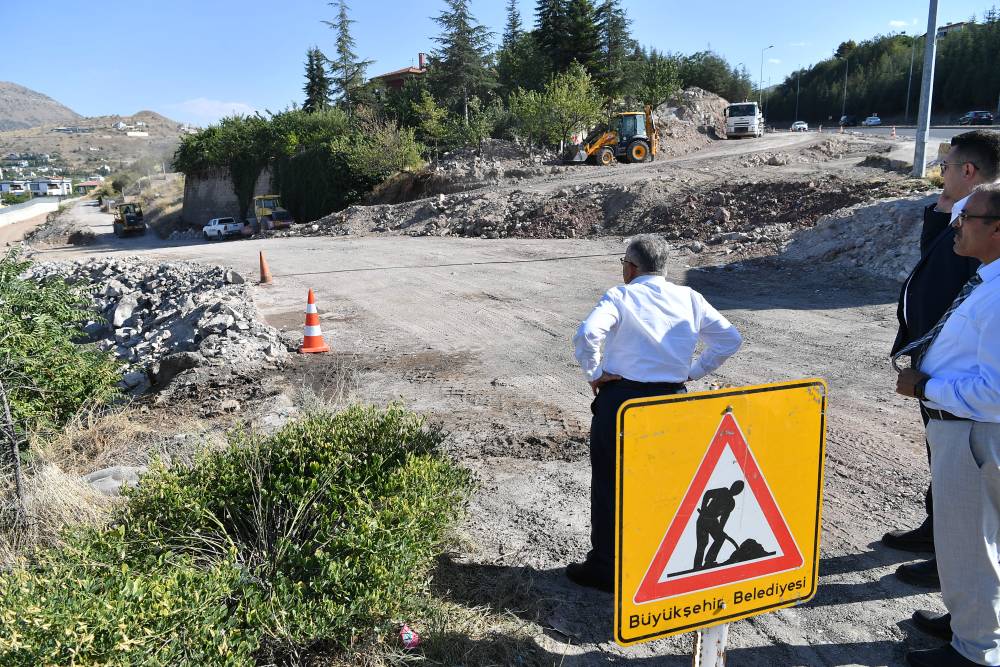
[
  {"x1": 0, "y1": 248, "x2": 119, "y2": 435},
  {"x1": 0, "y1": 406, "x2": 472, "y2": 665}
]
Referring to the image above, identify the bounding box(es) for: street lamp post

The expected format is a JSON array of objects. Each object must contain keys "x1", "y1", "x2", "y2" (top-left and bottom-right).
[{"x1": 759, "y1": 45, "x2": 774, "y2": 106}]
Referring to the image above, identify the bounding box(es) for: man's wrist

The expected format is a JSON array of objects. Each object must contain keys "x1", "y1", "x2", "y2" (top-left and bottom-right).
[{"x1": 914, "y1": 376, "x2": 930, "y2": 401}]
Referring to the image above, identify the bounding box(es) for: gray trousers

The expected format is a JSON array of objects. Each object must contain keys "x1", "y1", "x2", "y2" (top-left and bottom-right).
[{"x1": 928, "y1": 419, "x2": 1000, "y2": 665}]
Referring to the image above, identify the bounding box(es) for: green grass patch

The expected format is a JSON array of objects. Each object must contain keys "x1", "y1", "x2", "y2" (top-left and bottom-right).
[{"x1": 0, "y1": 406, "x2": 472, "y2": 665}]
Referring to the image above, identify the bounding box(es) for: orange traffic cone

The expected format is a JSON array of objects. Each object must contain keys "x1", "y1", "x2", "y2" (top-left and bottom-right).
[
  {"x1": 259, "y1": 251, "x2": 273, "y2": 285},
  {"x1": 891, "y1": 125, "x2": 897, "y2": 138},
  {"x1": 299, "y1": 289, "x2": 330, "y2": 354}
]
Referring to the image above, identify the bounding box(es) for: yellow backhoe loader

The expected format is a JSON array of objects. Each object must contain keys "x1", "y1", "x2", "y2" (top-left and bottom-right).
[{"x1": 566, "y1": 106, "x2": 658, "y2": 165}]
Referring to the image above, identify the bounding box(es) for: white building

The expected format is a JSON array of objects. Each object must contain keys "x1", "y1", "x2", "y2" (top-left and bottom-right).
[
  {"x1": 28, "y1": 177, "x2": 73, "y2": 197},
  {"x1": 1, "y1": 180, "x2": 30, "y2": 195}
]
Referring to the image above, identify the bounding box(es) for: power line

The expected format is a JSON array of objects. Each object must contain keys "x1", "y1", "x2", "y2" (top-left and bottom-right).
[{"x1": 270, "y1": 252, "x2": 622, "y2": 278}]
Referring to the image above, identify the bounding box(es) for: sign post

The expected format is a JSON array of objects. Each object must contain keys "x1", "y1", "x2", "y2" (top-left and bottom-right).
[{"x1": 614, "y1": 379, "x2": 827, "y2": 652}]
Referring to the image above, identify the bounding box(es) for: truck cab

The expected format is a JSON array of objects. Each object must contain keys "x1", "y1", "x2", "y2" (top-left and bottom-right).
[
  {"x1": 253, "y1": 195, "x2": 294, "y2": 230},
  {"x1": 725, "y1": 102, "x2": 764, "y2": 139}
]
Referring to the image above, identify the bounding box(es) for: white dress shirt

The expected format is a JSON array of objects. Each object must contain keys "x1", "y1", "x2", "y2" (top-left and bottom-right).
[
  {"x1": 573, "y1": 274, "x2": 742, "y2": 383},
  {"x1": 922, "y1": 258, "x2": 1000, "y2": 422}
]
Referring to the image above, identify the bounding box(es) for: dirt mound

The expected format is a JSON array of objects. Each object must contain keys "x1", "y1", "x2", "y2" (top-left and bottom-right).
[
  {"x1": 783, "y1": 190, "x2": 937, "y2": 280},
  {"x1": 654, "y1": 87, "x2": 730, "y2": 157},
  {"x1": 366, "y1": 139, "x2": 562, "y2": 205}
]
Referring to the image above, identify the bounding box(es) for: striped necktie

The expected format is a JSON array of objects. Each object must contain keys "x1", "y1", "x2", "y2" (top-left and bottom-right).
[{"x1": 892, "y1": 273, "x2": 983, "y2": 372}]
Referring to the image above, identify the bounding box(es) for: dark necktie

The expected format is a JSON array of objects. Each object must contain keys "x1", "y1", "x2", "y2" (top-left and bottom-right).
[{"x1": 892, "y1": 273, "x2": 983, "y2": 371}]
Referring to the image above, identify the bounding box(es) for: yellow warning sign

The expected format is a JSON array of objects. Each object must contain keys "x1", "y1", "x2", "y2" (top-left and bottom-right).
[{"x1": 614, "y1": 379, "x2": 827, "y2": 646}]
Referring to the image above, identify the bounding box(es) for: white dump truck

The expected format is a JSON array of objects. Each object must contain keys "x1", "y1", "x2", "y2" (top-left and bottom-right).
[{"x1": 724, "y1": 102, "x2": 765, "y2": 139}]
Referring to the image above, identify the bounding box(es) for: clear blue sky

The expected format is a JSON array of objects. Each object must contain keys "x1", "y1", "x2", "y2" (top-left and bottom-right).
[{"x1": 1, "y1": 0, "x2": 986, "y2": 126}]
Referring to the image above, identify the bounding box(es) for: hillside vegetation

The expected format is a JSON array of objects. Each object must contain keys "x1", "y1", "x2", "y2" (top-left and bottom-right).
[{"x1": 767, "y1": 9, "x2": 1000, "y2": 122}]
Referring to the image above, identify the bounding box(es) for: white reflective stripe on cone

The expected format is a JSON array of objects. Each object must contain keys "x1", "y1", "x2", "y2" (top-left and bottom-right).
[
  {"x1": 303, "y1": 325, "x2": 323, "y2": 337},
  {"x1": 305, "y1": 303, "x2": 318, "y2": 314}
]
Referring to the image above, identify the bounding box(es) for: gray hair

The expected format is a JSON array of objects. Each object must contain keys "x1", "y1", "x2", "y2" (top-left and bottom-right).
[
  {"x1": 625, "y1": 234, "x2": 670, "y2": 274},
  {"x1": 972, "y1": 182, "x2": 1000, "y2": 216}
]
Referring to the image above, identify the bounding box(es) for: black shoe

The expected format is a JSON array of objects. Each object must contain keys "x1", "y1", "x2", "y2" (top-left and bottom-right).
[
  {"x1": 896, "y1": 558, "x2": 940, "y2": 589},
  {"x1": 565, "y1": 561, "x2": 613, "y2": 593},
  {"x1": 912, "y1": 610, "x2": 952, "y2": 641},
  {"x1": 906, "y1": 644, "x2": 979, "y2": 666},
  {"x1": 883, "y1": 526, "x2": 934, "y2": 553}
]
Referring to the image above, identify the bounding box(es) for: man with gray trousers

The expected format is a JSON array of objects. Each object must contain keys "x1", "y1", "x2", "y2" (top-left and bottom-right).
[{"x1": 895, "y1": 182, "x2": 1000, "y2": 667}]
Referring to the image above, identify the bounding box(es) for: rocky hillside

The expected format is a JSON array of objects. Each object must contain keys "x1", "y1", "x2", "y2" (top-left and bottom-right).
[{"x1": 0, "y1": 82, "x2": 81, "y2": 131}]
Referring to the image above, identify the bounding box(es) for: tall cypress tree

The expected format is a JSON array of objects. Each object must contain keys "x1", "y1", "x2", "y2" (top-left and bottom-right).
[
  {"x1": 323, "y1": 0, "x2": 373, "y2": 111},
  {"x1": 303, "y1": 47, "x2": 333, "y2": 113},
  {"x1": 502, "y1": 0, "x2": 522, "y2": 48},
  {"x1": 429, "y1": 0, "x2": 495, "y2": 123}
]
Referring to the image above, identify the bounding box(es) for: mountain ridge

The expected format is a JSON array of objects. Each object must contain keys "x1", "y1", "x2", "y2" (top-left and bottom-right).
[{"x1": 0, "y1": 82, "x2": 82, "y2": 131}]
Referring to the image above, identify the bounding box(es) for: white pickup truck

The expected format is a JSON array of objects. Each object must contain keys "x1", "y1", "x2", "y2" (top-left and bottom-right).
[{"x1": 202, "y1": 217, "x2": 248, "y2": 240}]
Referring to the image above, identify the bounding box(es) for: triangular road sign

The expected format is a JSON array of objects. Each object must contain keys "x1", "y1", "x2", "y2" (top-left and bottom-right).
[{"x1": 634, "y1": 411, "x2": 802, "y2": 604}]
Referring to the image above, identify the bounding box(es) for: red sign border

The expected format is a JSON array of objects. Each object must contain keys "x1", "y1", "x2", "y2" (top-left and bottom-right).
[{"x1": 633, "y1": 411, "x2": 802, "y2": 603}]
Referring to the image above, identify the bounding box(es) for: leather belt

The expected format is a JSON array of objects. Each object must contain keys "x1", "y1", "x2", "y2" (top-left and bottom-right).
[{"x1": 921, "y1": 404, "x2": 968, "y2": 421}]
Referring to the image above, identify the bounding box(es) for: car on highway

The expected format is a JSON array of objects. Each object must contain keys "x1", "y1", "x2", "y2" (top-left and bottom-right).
[
  {"x1": 839, "y1": 115, "x2": 858, "y2": 127},
  {"x1": 790, "y1": 121, "x2": 808, "y2": 132},
  {"x1": 862, "y1": 115, "x2": 882, "y2": 126},
  {"x1": 957, "y1": 110, "x2": 994, "y2": 125}
]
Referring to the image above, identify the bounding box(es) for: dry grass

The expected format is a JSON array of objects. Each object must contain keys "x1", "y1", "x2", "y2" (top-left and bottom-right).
[
  {"x1": 31, "y1": 406, "x2": 160, "y2": 474},
  {"x1": 1, "y1": 461, "x2": 115, "y2": 568}
]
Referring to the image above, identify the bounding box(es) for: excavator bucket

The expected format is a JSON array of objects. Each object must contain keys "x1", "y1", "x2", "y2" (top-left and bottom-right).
[{"x1": 565, "y1": 147, "x2": 590, "y2": 164}]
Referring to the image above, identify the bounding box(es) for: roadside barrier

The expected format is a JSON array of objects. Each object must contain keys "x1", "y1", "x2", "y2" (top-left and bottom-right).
[{"x1": 299, "y1": 289, "x2": 330, "y2": 354}]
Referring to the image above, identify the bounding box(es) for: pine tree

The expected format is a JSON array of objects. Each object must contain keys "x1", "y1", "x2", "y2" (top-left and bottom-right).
[
  {"x1": 562, "y1": 0, "x2": 602, "y2": 75},
  {"x1": 323, "y1": 0, "x2": 373, "y2": 111},
  {"x1": 502, "y1": 0, "x2": 522, "y2": 48},
  {"x1": 595, "y1": 0, "x2": 633, "y2": 102},
  {"x1": 535, "y1": 0, "x2": 567, "y2": 73},
  {"x1": 303, "y1": 47, "x2": 333, "y2": 113},
  {"x1": 429, "y1": 0, "x2": 495, "y2": 123}
]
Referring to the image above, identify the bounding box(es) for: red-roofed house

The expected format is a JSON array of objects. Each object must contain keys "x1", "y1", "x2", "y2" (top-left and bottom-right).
[
  {"x1": 76, "y1": 180, "x2": 103, "y2": 194},
  {"x1": 371, "y1": 53, "x2": 428, "y2": 91}
]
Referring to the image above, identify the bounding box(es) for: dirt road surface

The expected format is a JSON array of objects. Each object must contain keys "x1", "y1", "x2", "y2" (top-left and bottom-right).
[{"x1": 28, "y1": 132, "x2": 938, "y2": 665}]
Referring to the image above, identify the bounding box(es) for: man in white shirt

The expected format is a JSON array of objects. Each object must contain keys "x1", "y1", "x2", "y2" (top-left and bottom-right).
[
  {"x1": 568, "y1": 234, "x2": 743, "y2": 592},
  {"x1": 896, "y1": 183, "x2": 1000, "y2": 667}
]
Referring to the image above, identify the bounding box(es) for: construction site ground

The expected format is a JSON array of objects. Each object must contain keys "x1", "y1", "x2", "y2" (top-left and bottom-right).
[{"x1": 28, "y1": 131, "x2": 941, "y2": 666}]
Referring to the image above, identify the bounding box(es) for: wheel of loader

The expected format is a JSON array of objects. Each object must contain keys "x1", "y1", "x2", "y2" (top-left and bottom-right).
[
  {"x1": 628, "y1": 140, "x2": 650, "y2": 163},
  {"x1": 597, "y1": 147, "x2": 615, "y2": 166}
]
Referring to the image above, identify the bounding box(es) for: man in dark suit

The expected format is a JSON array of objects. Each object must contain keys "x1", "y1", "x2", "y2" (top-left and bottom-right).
[{"x1": 885, "y1": 131, "x2": 1000, "y2": 605}]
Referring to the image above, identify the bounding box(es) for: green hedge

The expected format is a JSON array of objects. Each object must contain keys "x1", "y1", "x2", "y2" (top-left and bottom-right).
[{"x1": 0, "y1": 406, "x2": 472, "y2": 665}]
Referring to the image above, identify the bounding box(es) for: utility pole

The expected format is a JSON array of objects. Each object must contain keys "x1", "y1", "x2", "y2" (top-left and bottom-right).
[
  {"x1": 841, "y1": 57, "x2": 849, "y2": 119},
  {"x1": 913, "y1": 0, "x2": 939, "y2": 178},
  {"x1": 795, "y1": 68, "x2": 801, "y2": 122},
  {"x1": 759, "y1": 45, "x2": 774, "y2": 106},
  {"x1": 905, "y1": 35, "x2": 916, "y2": 124}
]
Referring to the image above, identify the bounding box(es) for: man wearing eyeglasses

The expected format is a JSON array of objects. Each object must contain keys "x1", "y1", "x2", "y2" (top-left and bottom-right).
[
  {"x1": 567, "y1": 234, "x2": 742, "y2": 592},
  {"x1": 895, "y1": 183, "x2": 1000, "y2": 667},
  {"x1": 886, "y1": 131, "x2": 1000, "y2": 593}
]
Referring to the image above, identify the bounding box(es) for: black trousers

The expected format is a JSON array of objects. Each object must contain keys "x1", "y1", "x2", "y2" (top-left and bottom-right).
[
  {"x1": 587, "y1": 379, "x2": 686, "y2": 578},
  {"x1": 919, "y1": 404, "x2": 933, "y2": 536}
]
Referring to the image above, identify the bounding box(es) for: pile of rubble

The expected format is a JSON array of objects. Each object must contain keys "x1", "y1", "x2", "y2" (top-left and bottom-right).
[
  {"x1": 168, "y1": 228, "x2": 203, "y2": 241},
  {"x1": 654, "y1": 87, "x2": 730, "y2": 157},
  {"x1": 366, "y1": 139, "x2": 562, "y2": 205},
  {"x1": 27, "y1": 257, "x2": 288, "y2": 394},
  {"x1": 783, "y1": 192, "x2": 937, "y2": 280}
]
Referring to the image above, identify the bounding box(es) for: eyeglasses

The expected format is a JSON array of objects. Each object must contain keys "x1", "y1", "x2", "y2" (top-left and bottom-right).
[
  {"x1": 956, "y1": 209, "x2": 1000, "y2": 224},
  {"x1": 940, "y1": 160, "x2": 980, "y2": 173},
  {"x1": 620, "y1": 257, "x2": 634, "y2": 266}
]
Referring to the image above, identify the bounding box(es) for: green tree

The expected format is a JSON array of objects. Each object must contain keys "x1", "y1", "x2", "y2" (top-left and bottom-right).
[
  {"x1": 637, "y1": 50, "x2": 681, "y2": 107},
  {"x1": 411, "y1": 90, "x2": 450, "y2": 157},
  {"x1": 303, "y1": 47, "x2": 332, "y2": 113},
  {"x1": 562, "y1": 0, "x2": 602, "y2": 75},
  {"x1": 535, "y1": 0, "x2": 567, "y2": 73},
  {"x1": 428, "y1": 0, "x2": 496, "y2": 123},
  {"x1": 835, "y1": 40, "x2": 857, "y2": 59},
  {"x1": 509, "y1": 87, "x2": 551, "y2": 149},
  {"x1": 595, "y1": 0, "x2": 634, "y2": 102},
  {"x1": 324, "y1": 0, "x2": 373, "y2": 112},
  {"x1": 544, "y1": 61, "x2": 605, "y2": 149}
]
